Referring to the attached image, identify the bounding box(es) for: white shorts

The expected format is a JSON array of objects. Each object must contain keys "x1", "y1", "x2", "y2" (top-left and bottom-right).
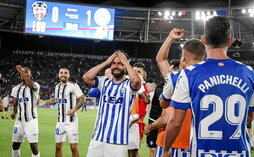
[
  {"x1": 12, "y1": 118, "x2": 39, "y2": 143},
  {"x1": 127, "y1": 122, "x2": 140, "y2": 150},
  {"x1": 55, "y1": 121, "x2": 78, "y2": 143},
  {"x1": 86, "y1": 139, "x2": 127, "y2": 157}
]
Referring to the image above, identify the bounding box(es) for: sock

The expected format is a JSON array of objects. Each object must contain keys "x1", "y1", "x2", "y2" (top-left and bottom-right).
[
  {"x1": 12, "y1": 149, "x2": 20, "y2": 157},
  {"x1": 32, "y1": 151, "x2": 40, "y2": 157}
]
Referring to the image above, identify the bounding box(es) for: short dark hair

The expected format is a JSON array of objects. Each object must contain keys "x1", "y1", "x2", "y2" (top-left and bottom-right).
[
  {"x1": 59, "y1": 68, "x2": 70, "y2": 74},
  {"x1": 205, "y1": 16, "x2": 231, "y2": 48},
  {"x1": 113, "y1": 49, "x2": 130, "y2": 60},
  {"x1": 133, "y1": 62, "x2": 146, "y2": 71},
  {"x1": 183, "y1": 39, "x2": 206, "y2": 60},
  {"x1": 169, "y1": 59, "x2": 180, "y2": 70}
]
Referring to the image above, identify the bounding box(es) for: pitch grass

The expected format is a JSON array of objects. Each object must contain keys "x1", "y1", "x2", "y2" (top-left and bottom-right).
[
  {"x1": 1, "y1": 109, "x2": 253, "y2": 156},
  {"x1": 0, "y1": 109, "x2": 149, "y2": 157}
]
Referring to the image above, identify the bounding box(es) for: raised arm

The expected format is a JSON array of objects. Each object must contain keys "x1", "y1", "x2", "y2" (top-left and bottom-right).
[
  {"x1": 117, "y1": 52, "x2": 141, "y2": 90},
  {"x1": 156, "y1": 28, "x2": 184, "y2": 78},
  {"x1": 16, "y1": 65, "x2": 38, "y2": 91},
  {"x1": 83, "y1": 53, "x2": 117, "y2": 86}
]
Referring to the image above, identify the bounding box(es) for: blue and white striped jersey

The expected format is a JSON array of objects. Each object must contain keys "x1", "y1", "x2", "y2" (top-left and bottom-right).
[
  {"x1": 161, "y1": 71, "x2": 180, "y2": 102},
  {"x1": 92, "y1": 76, "x2": 137, "y2": 144},
  {"x1": 11, "y1": 82, "x2": 40, "y2": 122},
  {"x1": 171, "y1": 59, "x2": 254, "y2": 157}
]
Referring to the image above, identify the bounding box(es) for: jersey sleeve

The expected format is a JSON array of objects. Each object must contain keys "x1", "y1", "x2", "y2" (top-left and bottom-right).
[
  {"x1": 171, "y1": 70, "x2": 191, "y2": 110},
  {"x1": 54, "y1": 85, "x2": 58, "y2": 99},
  {"x1": 73, "y1": 84, "x2": 83, "y2": 98},
  {"x1": 11, "y1": 86, "x2": 18, "y2": 98},
  {"x1": 94, "y1": 76, "x2": 107, "y2": 91},
  {"x1": 161, "y1": 73, "x2": 174, "y2": 102},
  {"x1": 249, "y1": 92, "x2": 254, "y2": 112},
  {"x1": 137, "y1": 84, "x2": 145, "y2": 94},
  {"x1": 34, "y1": 82, "x2": 40, "y2": 98}
]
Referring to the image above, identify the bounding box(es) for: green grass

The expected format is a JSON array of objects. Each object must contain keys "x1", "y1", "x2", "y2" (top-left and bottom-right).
[
  {"x1": 2, "y1": 109, "x2": 253, "y2": 157},
  {"x1": 0, "y1": 109, "x2": 149, "y2": 157}
]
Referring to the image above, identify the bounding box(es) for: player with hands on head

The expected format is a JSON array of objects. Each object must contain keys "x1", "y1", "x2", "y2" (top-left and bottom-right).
[{"x1": 84, "y1": 50, "x2": 141, "y2": 157}]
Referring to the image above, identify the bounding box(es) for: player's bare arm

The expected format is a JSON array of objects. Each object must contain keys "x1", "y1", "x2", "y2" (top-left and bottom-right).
[
  {"x1": 160, "y1": 95, "x2": 171, "y2": 108},
  {"x1": 117, "y1": 52, "x2": 141, "y2": 90},
  {"x1": 83, "y1": 53, "x2": 117, "y2": 86},
  {"x1": 162, "y1": 108, "x2": 186, "y2": 157},
  {"x1": 16, "y1": 65, "x2": 38, "y2": 91},
  {"x1": 11, "y1": 97, "x2": 18, "y2": 119},
  {"x1": 156, "y1": 28, "x2": 184, "y2": 78},
  {"x1": 67, "y1": 95, "x2": 85, "y2": 116},
  {"x1": 38, "y1": 97, "x2": 58, "y2": 106},
  {"x1": 139, "y1": 91, "x2": 150, "y2": 104},
  {"x1": 144, "y1": 108, "x2": 170, "y2": 135}
]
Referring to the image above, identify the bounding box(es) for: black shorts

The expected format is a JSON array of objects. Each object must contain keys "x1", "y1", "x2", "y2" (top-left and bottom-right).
[
  {"x1": 4, "y1": 107, "x2": 8, "y2": 112},
  {"x1": 146, "y1": 119, "x2": 158, "y2": 148}
]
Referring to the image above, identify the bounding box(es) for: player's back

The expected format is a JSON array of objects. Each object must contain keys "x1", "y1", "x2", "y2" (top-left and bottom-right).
[{"x1": 184, "y1": 59, "x2": 254, "y2": 156}]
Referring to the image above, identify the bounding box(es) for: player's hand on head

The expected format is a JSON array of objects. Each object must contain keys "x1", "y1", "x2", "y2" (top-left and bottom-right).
[
  {"x1": 105, "y1": 52, "x2": 117, "y2": 66},
  {"x1": 169, "y1": 28, "x2": 184, "y2": 40},
  {"x1": 117, "y1": 52, "x2": 129, "y2": 65},
  {"x1": 16, "y1": 65, "x2": 23, "y2": 73},
  {"x1": 67, "y1": 108, "x2": 76, "y2": 116}
]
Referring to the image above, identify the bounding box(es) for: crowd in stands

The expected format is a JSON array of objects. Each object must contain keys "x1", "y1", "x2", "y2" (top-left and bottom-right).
[{"x1": 0, "y1": 50, "x2": 164, "y2": 99}]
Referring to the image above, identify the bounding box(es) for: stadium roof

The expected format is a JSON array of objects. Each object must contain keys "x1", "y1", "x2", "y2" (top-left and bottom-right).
[{"x1": 0, "y1": 0, "x2": 253, "y2": 45}]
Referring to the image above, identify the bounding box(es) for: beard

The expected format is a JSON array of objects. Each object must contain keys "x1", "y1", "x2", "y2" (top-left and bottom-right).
[
  {"x1": 111, "y1": 69, "x2": 125, "y2": 79},
  {"x1": 60, "y1": 77, "x2": 68, "y2": 83}
]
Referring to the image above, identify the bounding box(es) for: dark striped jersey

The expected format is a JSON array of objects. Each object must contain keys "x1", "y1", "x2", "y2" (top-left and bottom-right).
[
  {"x1": 11, "y1": 82, "x2": 40, "y2": 122},
  {"x1": 54, "y1": 82, "x2": 83, "y2": 123}
]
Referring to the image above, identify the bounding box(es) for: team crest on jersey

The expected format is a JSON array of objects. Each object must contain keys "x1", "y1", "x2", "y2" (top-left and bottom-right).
[
  {"x1": 121, "y1": 87, "x2": 126, "y2": 94},
  {"x1": 32, "y1": 1, "x2": 47, "y2": 21}
]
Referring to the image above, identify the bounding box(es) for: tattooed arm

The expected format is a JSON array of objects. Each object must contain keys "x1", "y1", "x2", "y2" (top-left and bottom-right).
[{"x1": 67, "y1": 95, "x2": 85, "y2": 116}]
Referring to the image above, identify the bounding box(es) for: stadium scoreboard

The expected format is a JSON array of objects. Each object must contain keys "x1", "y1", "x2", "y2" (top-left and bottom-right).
[{"x1": 25, "y1": 0, "x2": 115, "y2": 40}]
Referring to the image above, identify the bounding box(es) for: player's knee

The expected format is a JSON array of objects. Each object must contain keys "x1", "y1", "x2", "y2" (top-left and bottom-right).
[
  {"x1": 12, "y1": 142, "x2": 21, "y2": 150},
  {"x1": 30, "y1": 143, "x2": 39, "y2": 153},
  {"x1": 70, "y1": 144, "x2": 78, "y2": 152},
  {"x1": 56, "y1": 143, "x2": 63, "y2": 151}
]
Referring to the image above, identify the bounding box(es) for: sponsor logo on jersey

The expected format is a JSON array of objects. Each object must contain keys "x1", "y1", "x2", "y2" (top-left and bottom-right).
[
  {"x1": 58, "y1": 99, "x2": 67, "y2": 104},
  {"x1": 198, "y1": 150, "x2": 246, "y2": 157},
  {"x1": 103, "y1": 95, "x2": 123, "y2": 104},
  {"x1": 18, "y1": 97, "x2": 29, "y2": 103}
]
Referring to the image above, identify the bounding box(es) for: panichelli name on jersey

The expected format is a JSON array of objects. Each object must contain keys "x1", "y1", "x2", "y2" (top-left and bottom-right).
[{"x1": 198, "y1": 75, "x2": 249, "y2": 93}]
